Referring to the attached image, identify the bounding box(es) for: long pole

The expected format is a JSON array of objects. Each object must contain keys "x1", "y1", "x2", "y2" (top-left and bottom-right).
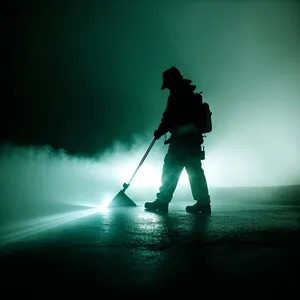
[{"x1": 122, "y1": 138, "x2": 156, "y2": 192}]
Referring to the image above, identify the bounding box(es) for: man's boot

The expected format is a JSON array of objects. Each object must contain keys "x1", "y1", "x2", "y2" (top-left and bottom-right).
[
  {"x1": 145, "y1": 200, "x2": 169, "y2": 212},
  {"x1": 186, "y1": 202, "x2": 211, "y2": 214}
]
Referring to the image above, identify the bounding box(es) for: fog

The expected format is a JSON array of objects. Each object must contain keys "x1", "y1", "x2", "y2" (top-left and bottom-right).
[{"x1": 1, "y1": 127, "x2": 300, "y2": 230}]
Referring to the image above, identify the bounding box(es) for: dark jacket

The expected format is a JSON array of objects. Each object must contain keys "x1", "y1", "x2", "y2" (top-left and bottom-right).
[{"x1": 157, "y1": 79, "x2": 199, "y2": 136}]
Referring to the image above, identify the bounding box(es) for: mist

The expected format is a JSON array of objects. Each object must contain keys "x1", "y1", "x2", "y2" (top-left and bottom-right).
[{"x1": 1, "y1": 128, "x2": 300, "y2": 230}]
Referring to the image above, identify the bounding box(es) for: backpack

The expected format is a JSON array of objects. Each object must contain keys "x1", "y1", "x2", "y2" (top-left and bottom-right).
[
  {"x1": 163, "y1": 91, "x2": 212, "y2": 147},
  {"x1": 194, "y1": 92, "x2": 212, "y2": 134}
]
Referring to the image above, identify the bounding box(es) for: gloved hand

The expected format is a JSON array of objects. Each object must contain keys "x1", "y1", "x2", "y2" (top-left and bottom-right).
[{"x1": 154, "y1": 129, "x2": 163, "y2": 140}]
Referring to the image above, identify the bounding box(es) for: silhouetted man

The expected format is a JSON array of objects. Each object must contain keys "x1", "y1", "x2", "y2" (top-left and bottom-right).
[{"x1": 145, "y1": 66, "x2": 211, "y2": 213}]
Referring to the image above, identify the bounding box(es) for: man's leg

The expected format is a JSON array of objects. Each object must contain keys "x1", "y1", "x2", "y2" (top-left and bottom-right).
[
  {"x1": 145, "y1": 143, "x2": 184, "y2": 211},
  {"x1": 185, "y1": 146, "x2": 211, "y2": 213},
  {"x1": 156, "y1": 145, "x2": 184, "y2": 203}
]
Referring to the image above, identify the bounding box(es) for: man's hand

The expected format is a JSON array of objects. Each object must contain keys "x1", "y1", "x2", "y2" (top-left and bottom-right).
[{"x1": 154, "y1": 129, "x2": 163, "y2": 140}]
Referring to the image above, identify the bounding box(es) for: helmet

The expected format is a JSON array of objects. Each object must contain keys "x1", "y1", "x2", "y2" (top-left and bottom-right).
[{"x1": 161, "y1": 66, "x2": 183, "y2": 90}]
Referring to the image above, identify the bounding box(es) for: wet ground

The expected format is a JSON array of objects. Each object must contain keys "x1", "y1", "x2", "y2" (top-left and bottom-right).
[{"x1": 1, "y1": 203, "x2": 300, "y2": 293}]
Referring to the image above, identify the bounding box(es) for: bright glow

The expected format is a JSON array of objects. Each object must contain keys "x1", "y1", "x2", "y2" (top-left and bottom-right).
[
  {"x1": 119, "y1": 163, "x2": 161, "y2": 187},
  {"x1": 97, "y1": 197, "x2": 113, "y2": 212},
  {"x1": 119, "y1": 162, "x2": 214, "y2": 188},
  {"x1": 178, "y1": 169, "x2": 189, "y2": 185}
]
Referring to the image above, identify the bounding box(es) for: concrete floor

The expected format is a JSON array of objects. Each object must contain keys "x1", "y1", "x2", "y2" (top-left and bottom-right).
[{"x1": 1, "y1": 204, "x2": 300, "y2": 293}]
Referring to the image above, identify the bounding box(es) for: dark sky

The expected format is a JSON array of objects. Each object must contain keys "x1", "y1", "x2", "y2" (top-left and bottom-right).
[{"x1": 2, "y1": 0, "x2": 300, "y2": 160}]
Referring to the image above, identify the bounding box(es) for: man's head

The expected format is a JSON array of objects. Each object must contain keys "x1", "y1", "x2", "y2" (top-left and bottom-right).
[{"x1": 161, "y1": 66, "x2": 183, "y2": 90}]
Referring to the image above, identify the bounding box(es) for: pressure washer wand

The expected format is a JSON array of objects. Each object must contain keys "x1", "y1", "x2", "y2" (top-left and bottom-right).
[{"x1": 122, "y1": 138, "x2": 156, "y2": 192}]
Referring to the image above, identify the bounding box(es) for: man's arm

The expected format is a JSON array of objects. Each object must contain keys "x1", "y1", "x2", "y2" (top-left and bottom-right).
[{"x1": 154, "y1": 97, "x2": 172, "y2": 139}]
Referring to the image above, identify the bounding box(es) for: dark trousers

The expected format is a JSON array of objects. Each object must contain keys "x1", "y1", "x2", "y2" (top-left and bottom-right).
[{"x1": 156, "y1": 132, "x2": 210, "y2": 204}]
